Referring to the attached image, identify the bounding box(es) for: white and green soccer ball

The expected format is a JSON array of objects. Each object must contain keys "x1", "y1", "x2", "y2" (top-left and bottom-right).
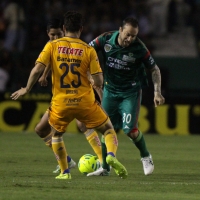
[{"x1": 78, "y1": 154, "x2": 101, "y2": 175}]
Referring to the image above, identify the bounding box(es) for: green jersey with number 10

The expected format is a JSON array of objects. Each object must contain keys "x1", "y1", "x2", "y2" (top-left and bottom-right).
[{"x1": 89, "y1": 31, "x2": 156, "y2": 94}]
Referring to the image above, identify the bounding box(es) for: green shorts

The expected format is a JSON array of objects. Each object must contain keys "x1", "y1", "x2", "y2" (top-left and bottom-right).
[{"x1": 102, "y1": 88, "x2": 142, "y2": 134}]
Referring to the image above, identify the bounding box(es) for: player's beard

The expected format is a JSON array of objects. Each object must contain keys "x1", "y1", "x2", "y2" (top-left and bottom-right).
[
  {"x1": 118, "y1": 35, "x2": 130, "y2": 47},
  {"x1": 123, "y1": 40, "x2": 130, "y2": 47}
]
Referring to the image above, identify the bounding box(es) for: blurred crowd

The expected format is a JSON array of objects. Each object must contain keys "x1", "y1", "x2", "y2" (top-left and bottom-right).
[{"x1": 0, "y1": 0, "x2": 200, "y2": 92}]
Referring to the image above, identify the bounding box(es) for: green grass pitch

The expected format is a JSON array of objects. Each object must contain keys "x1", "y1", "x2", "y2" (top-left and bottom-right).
[{"x1": 0, "y1": 131, "x2": 200, "y2": 200}]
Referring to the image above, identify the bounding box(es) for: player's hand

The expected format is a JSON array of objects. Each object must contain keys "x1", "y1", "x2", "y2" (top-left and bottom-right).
[
  {"x1": 10, "y1": 87, "x2": 28, "y2": 100},
  {"x1": 38, "y1": 76, "x2": 48, "y2": 86},
  {"x1": 154, "y1": 92, "x2": 165, "y2": 107}
]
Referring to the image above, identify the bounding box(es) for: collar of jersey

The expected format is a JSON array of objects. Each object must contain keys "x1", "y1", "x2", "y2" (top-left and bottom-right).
[
  {"x1": 64, "y1": 36, "x2": 79, "y2": 39},
  {"x1": 108, "y1": 31, "x2": 138, "y2": 48},
  {"x1": 108, "y1": 31, "x2": 120, "y2": 47}
]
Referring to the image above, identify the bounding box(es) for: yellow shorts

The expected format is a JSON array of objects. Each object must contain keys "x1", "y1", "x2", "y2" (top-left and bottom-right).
[{"x1": 48, "y1": 100, "x2": 108, "y2": 133}]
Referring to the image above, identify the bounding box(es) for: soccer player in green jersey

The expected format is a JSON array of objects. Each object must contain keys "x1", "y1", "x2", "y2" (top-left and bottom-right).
[{"x1": 87, "y1": 17, "x2": 165, "y2": 176}]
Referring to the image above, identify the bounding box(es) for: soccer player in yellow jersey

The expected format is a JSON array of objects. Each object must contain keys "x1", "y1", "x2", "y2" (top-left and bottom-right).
[
  {"x1": 35, "y1": 18, "x2": 102, "y2": 174},
  {"x1": 34, "y1": 18, "x2": 76, "y2": 172},
  {"x1": 11, "y1": 11, "x2": 128, "y2": 180}
]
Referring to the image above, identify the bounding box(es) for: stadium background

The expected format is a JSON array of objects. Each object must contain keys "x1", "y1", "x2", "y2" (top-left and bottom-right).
[{"x1": 0, "y1": 0, "x2": 200, "y2": 134}]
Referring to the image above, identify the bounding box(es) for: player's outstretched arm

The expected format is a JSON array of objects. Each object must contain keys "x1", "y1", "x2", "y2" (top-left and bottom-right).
[
  {"x1": 150, "y1": 65, "x2": 165, "y2": 107},
  {"x1": 38, "y1": 65, "x2": 51, "y2": 86},
  {"x1": 11, "y1": 63, "x2": 45, "y2": 100}
]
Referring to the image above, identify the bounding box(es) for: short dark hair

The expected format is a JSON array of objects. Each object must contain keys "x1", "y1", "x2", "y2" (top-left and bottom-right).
[
  {"x1": 47, "y1": 18, "x2": 63, "y2": 32},
  {"x1": 122, "y1": 17, "x2": 139, "y2": 28},
  {"x1": 63, "y1": 11, "x2": 84, "y2": 32}
]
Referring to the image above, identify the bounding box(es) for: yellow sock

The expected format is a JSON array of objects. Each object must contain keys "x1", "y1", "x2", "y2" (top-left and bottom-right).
[
  {"x1": 42, "y1": 132, "x2": 53, "y2": 148},
  {"x1": 84, "y1": 129, "x2": 102, "y2": 163},
  {"x1": 52, "y1": 136, "x2": 68, "y2": 173},
  {"x1": 104, "y1": 129, "x2": 118, "y2": 156}
]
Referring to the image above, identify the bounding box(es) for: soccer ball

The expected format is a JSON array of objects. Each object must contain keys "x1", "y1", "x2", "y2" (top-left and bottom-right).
[{"x1": 78, "y1": 154, "x2": 101, "y2": 175}]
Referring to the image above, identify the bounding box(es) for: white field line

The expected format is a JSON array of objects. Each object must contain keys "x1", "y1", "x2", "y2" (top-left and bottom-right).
[{"x1": 3, "y1": 180, "x2": 199, "y2": 185}]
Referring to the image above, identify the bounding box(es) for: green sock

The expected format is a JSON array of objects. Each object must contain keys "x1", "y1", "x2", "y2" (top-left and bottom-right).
[
  {"x1": 101, "y1": 136, "x2": 110, "y2": 171},
  {"x1": 132, "y1": 131, "x2": 149, "y2": 158}
]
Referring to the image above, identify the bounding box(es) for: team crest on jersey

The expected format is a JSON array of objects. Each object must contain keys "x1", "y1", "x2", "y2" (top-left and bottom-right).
[{"x1": 104, "y1": 44, "x2": 112, "y2": 52}]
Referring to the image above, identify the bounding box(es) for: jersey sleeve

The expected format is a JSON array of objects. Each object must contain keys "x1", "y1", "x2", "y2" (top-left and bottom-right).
[
  {"x1": 89, "y1": 34, "x2": 104, "y2": 52},
  {"x1": 36, "y1": 42, "x2": 52, "y2": 67},
  {"x1": 89, "y1": 48, "x2": 102, "y2": 75},
  {"x1": 142, "y1": 49, "x2": 156, "y2": 69}
]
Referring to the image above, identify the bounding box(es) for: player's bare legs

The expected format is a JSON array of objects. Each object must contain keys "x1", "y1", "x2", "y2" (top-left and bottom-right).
[
  {"x1": 35, "y1": 111, "x2": 51, "y2": 139},
  {"x1": 35, "y1": 111, "x2": 76, "y2": 172}
]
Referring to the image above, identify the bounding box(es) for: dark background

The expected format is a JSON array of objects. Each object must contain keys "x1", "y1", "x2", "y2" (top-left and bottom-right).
[
  {"x1": 0, "y1": 0, "x2": 200, "y2": 98},
  {"x1": 0, "y1": 0, "x2": 200, "y2": 134}
]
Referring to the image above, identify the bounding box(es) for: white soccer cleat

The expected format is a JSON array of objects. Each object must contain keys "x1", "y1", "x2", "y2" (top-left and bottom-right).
[
  {"x1": 53, "y1": 165, "x2": 61, "y2": 174},
  {"x1": 141, "y1": 154, "x2": 154, "y2": 175},
  {"x1": 68, "y1": 159, "x2": 76, "y2": 169},
  {"x1": 53, "y1": 159, "x2": 76, "y2": 174},
  {"x1": 87, "y1": 166, "x2": 110, "y2": 176}
]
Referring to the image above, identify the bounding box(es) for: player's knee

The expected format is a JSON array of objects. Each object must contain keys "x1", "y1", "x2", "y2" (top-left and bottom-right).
[
  {"x1": 127, "y1": 129, "x2": 139, "y2": 139},
  {"x1": 77, "y1": 121, "x2": 87, "y2": 132},
  {"x1": 35, "y1": 124, "x2": 41, "y2": 136},
  {"x1": 97, "y1": 121, "x2": 114, "y2": 134},
  {"x1": 35, "y1": 123, "x2": 50, "y2": 138}
]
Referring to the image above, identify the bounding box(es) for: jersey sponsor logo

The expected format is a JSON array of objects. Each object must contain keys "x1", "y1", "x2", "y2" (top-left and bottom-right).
[
  {"x1": 104, "y1": 44, "x2": 112, "y2": 52},
  {"x1": 108, "y1": 57, "x2": 127, "y2": 65},
  {"x1": 68, "y1": 97, "x2": 82, "y2": 103},
  {"x1": 122, "y1": 55, "x2": 136, "y2": 63},
  {"x1": 148, "y1": 55, "x2": 155, "y2": 65},
  {"x1": 89, "y1": 41, "x2": 94, "y2": 46},
  {"x1": 58, "y1": 47, "x2": 84, "y2": 56},
  {"x1": 107, "y1": 57, "x2": 130, "y2": 70},
  {"x1": 66, "y1": 97, "x2": 82, "y2": 106},
  {"x1": 57, "y1": 56, "x2": 81, "y2": 63},
  {"x1": 107, "y1": 62, "x2": 130, "y2": 70}
]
